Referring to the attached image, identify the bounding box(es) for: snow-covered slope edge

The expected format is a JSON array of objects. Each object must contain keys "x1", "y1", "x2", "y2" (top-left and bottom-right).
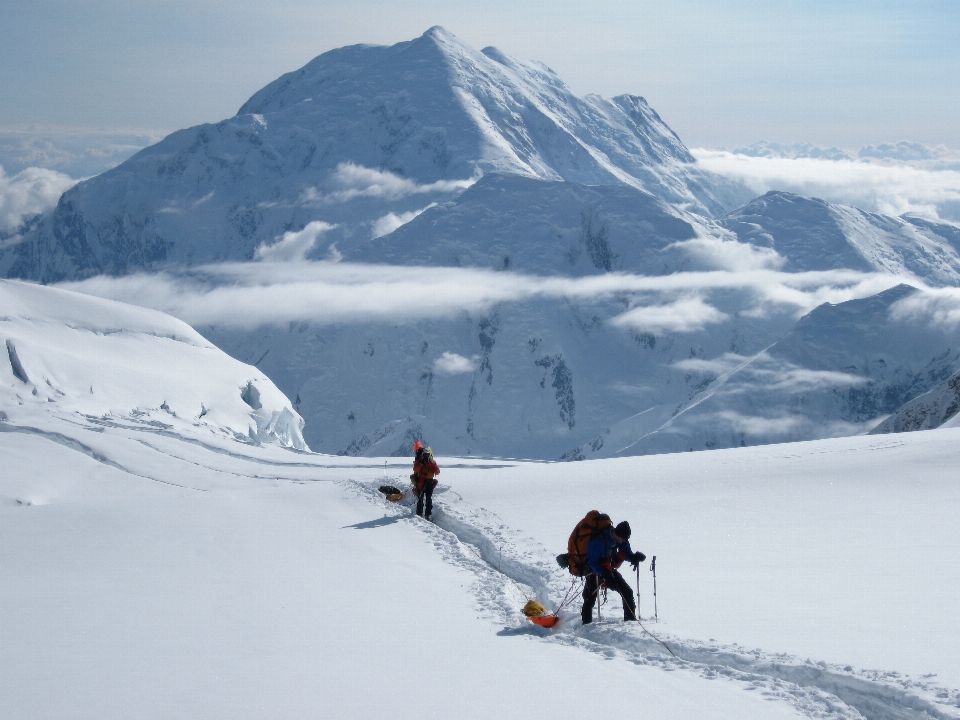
[
  {"x1": 0, "y1": 279, "x2": 306, "y2": 449},
  {"x1": 870, "y1": 368, "x2": 960, "y2": 434}
]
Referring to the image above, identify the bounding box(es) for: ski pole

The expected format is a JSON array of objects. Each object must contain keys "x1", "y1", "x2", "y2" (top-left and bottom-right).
[{"x1": 650, "y1": 555, "x2": 658, "y2": 622}]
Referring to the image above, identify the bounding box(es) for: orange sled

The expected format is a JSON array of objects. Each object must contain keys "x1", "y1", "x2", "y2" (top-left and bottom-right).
[
  {"x1": 528, "y1": 614, "x2": 560, "y2": 628},
  {"x1": 378, "y1": 485, "x2": 406, "y2": 502}
]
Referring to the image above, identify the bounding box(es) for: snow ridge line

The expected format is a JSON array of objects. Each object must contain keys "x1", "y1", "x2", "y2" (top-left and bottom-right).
[
  {"x1": 361, "y1": 480, "x2": 958, "y2": 720},
  {"x1": 0, "y1": 420, "x2": 207, "y2": 491},
  {"x1": 80, "y1": 414, "x2": 381, "y2": 469}
]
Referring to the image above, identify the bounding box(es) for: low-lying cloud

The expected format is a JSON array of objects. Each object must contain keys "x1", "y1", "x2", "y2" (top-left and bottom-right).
[
  {"x1": 0, "y1": 165, "x2": 77, "y2": 233},
  {"x1": 674, "y1": 352, "x2": 871, "y2": 391},
  {"x1": 371, "y1": 204, "x2": 436, "y2": 238},
  {"x1": 609, "y1": 296, "x2": 728, "y2": 333},
  {"x1": 433, "y1": 352, "x2": 479, "y2": 375},
  {"x1": 301, "y1": 163, "x2": 477, "y2": 205},
  {"x1": 890, "y1": 287, "x2": 960, "y2": 328},
  {"x1": 693, "y1": 148, "x2": 960, "y2": 221},
  {"x1": 0, "y1": 127, "x2": 164, "y2": 177},
  {"x1": 667, "y1": 237, "x2": 784, "y2": 272},
  {"x1": 254, "y1": 221, "x2": 337, "y2": 262},
  {"x1": 58, "y1": 261, "x2": 909, "y2": 331}
]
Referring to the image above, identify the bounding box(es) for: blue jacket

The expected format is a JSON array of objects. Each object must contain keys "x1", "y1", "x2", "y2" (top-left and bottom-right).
[{"x1": 586, "y1": 527, "x2": 635, "y2": 576}]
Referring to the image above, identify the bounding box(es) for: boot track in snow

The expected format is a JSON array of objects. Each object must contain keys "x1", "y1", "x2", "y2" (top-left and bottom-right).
[{"x1": 352, "y1": 477, "x2": 960, "y2": 720}]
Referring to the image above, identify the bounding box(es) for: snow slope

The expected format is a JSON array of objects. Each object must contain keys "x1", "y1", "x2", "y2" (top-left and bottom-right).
[
  {"x1": 720, "y1": 191, "x2": 960, "y2": 285},
  {"x1": 3, "y1": 377, "x2": 959, "y2": 719},
  {"x1": 0, "y1": 279, "x2": 306, "y2": 449},
  {"x1": 870, "y1": 367, "x2": 960, "y2": 433}
]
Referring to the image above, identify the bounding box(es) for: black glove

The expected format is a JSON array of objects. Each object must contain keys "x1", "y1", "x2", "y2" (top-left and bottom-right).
[{"x1": 630, "y1": 552, "x2": 646, "y2": 568}]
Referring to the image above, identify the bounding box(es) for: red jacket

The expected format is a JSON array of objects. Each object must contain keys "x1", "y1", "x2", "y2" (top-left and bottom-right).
[{"x1": 413, "y1": 457, "x2": 440, "y2": 489}]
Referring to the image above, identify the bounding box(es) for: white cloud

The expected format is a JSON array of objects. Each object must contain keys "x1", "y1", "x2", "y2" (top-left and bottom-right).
[
  {"x1": 57, "y1": 262, "x2": 907, "y2": 330},
  {"x1": 889, "y1": 287, "x2": 960, "y2": 328},
  {"x1": 710, "y1": 410, "x2": 803, "y2": 436},
  {"x1": 0, "y1": 165, "x2": 77, "y2": 232},
  {"x1": 674, "y1": 353, "x2": 748, "y2": 375},
  {"x1": 302, "y1": 163, "x2": 477, "y2": 205},
  {"x1": 0, "y1": 127, "x2": 165, "y2": 178},
  {"x1": 371, "y1": 203, "x2": 436, "y2": 238},
  {"x1": 609, "y1": 296, "x2": 728, "y2": 333},
  {"x1": 679, "y1": 352, "x2": 871, "y2": 394},
  {"x1": 254, "y1": 221, "x2": 336, "y2": 262},
  {"x1": 668, "y1": 236, "x2": 784, "y2": 272},
  {"x1": 433, "y1": 352, "x2": 479, "y2": 375},
  {"x1": 693, "y1": 149, "x2": 960, "y2": 221}
]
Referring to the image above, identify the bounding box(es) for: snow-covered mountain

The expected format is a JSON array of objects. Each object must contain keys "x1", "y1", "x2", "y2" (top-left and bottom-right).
[
  {"x1": 0, "y1": 27, "x2": 748, "y2": 283},
  {"x1": 347, "y1": 173, "x2": 709, "y2": 275},
  {"x1": 720, "y1": 191, "x2": 960, "y2": 284},
  {"x1": 565, "y1": 284, "x2": 960, "y2": 459},
  {"x1": 870, "y1": 367, "x2": 960, "y2": 434},
  {"x1": 0, "y1": 279, "x2": 306, "y2": 449}
]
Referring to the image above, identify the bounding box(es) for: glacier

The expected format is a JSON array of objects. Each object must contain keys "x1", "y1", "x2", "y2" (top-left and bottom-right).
[{"x1": 0, "y1": 279, "x2": 306, "y2": 450}]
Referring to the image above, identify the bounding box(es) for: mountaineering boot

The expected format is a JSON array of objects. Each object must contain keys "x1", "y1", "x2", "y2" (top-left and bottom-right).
[{"x1": 581, "y1": 613, "x2": 593, "y2": 625}]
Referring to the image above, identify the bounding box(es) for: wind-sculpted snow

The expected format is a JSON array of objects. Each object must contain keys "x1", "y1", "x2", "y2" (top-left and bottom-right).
[{"x1": 0, "y1": 279, "x2": 306, "y2": 450}]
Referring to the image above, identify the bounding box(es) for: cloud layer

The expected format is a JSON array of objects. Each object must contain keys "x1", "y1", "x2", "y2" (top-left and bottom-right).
[
  {"x1": 254, "y1": 221, "x2": 337, "y2": 262},
  {"x1": 371, "y1": 204, "x2": 436, "y2": 238},
  {"x1": 301, "y1": 163, "x2": 476, "y2": 205},
  {"x1": 58, "y1": 260, "x2": 908, "y2": 331},
  {"x1": 694, "y1": 148, "x2": 960, "y2": 221},
  {"x1": 0, "y1": 165, "x2": 77, "y2": 233}
]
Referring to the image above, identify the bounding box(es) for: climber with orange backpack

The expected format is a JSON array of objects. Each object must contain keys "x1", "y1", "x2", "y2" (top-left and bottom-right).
[
  {"x1": 559, "y1": 511, "x2": 645, "y2": 625},
  {"x1": 410, "y1": 441, "x2": 440, "y2": 520}
]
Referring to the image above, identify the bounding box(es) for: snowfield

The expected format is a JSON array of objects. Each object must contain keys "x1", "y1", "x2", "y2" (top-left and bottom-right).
[{"x1": 3, "y1": 392, "x2": 960, "y2": 718}]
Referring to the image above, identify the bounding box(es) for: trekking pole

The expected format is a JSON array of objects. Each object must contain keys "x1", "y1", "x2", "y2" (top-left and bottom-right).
[
  {"x1": 636, "y1": 562, "x2": 641, "y2": 621},
  {"x1": 650, "y1": 556, "x2": 658, "y2": 623}
]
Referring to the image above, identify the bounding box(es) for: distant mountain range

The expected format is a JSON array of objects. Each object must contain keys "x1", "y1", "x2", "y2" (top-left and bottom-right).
[{"x1": 3, "y1": 27, "x2": 960, "y2": 459}]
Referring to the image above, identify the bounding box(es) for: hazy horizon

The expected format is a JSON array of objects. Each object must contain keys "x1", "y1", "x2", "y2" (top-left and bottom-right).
[{"x1": 2, "y1": 2, "x2": 959, "y2": 150}]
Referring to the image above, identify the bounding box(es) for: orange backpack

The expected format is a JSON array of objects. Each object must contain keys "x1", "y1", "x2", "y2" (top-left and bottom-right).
[{"x1": 565, "y1": 510, "x2": 612, "y2": 576}]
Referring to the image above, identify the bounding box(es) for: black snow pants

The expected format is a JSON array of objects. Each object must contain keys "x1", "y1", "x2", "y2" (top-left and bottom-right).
[
  {"x1": 582, "y1": 569, "x2": 635, "y2": 623},
  {"x1": 415, "y1": 480, "x2": 436, "y2": 518}
]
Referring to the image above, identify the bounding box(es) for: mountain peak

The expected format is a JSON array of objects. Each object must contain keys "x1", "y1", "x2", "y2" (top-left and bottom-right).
[{"x1": 422, "y1": 25, "x2": 454, "y2": 41}]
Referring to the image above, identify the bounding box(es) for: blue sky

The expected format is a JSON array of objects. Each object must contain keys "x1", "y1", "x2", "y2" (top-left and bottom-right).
[{"x1": 1, "y1": 0, "x2": 958, "y2": 150}]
